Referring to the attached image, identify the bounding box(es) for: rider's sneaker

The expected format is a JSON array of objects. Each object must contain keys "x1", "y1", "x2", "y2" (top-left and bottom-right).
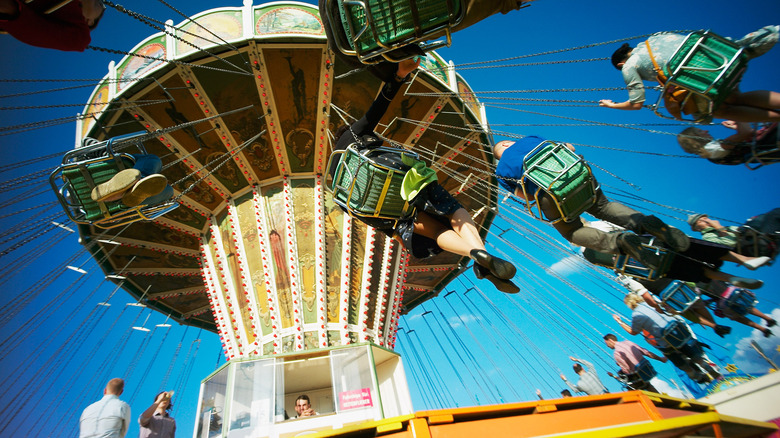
[
  {"x1": 91, "y1": 169, "x2": 141, "y2": 202},
  {"x1": 122, "y1": 174, "x2": 168, "y2": 207}
]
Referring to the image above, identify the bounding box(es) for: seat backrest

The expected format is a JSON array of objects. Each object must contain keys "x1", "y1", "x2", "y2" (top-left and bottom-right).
[
  {"x1": 660, "y1": 280, "x2": 700, "y2": 313},
  {"x1": 633, "y1": 358, "x2": 657, "y2": 382},
  {"x1": 661, "y1": 320, "x2": 692, "y2": 349},
  {"x1": 665, "y1": 31, "x2": 748, "y2": 102},
  {"x1": 338, "y1": 0, "x2": 464, "y2": 54},
  {"x1": 330, "y1": 145, "x2": 417, "y2": 222},
  {"x1": 724, "y1": 288, "x2": 756, "y2": 316},
  {"x1": 522, "y1": 141, "x2": 597, "y2": 223}
]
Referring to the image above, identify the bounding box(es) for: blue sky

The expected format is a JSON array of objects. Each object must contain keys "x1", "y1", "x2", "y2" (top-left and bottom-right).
[{"x1": 1, "y1": 0, "x2": 779, "y2": 436}]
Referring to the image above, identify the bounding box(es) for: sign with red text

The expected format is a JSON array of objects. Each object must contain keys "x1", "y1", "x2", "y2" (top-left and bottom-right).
[{"x1": 338, "y1": 388, "x2": 373, "y2": 410}]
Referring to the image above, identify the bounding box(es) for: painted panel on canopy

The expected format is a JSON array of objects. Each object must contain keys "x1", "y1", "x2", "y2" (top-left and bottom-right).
[
  {"x1": 234, "y1": 191, "x2": 272, "y2": 337},
  {"x1": 188, "y1": 52, "x2": 279, "y2": 181},
  {"x1": 108, "y1": 246, "x2": 200, "y2": 270},
  {"x1": 198, "y1": 127, "x2": 251, "y2": 193},
  {"x1": 363, "y1": 236, "x2": 387, "y2": 331},
  {"x1": 456, "y1": 74, "x2": 483, "y2": 124},
  {"x1": 254, "y1": 4, "x2": 324, "y2": 36},
  {"x1": 379, "y1": 80, "x2": 439, "y2": 144},
  {"x1": 159, "y1": 202, "x2": 210, "y2": 231},
  {"x1": 281, "y1": 334, "x2": 296, "y2": 353},
  {"x1": 262, "y1": 48, "x2": 322, "y2": 173},
  {"x1": 99, "y1": 220, "x2": 202, "y2": 250},
  {"x1": 137, "y1": 74, "x2": 249, "y2": 192},
  {"x1": 419, "y1": 52, "x2": 449, "y2": 85},
  {"x1": 126, "y1": 273, "x2": 206, "y2": 305},
  {"x1": 418, "y1": 101, "x2": 474, "y2": 164},
  {"x1": 405, "y1": 267, "x2": 458, "y2": 287},
  {"x1": 215, "y1": 210, "x2": 257, "y2": 345},
  {"x1": 116, "y1": 35, "x2": 167, "y2": 94},
  {"x1": 328, "y1": 61, "x2": 381, "y2": 146},
  {"x1": 81, "y1": 80, "x2": 109, "y2": 139},
  {"x1": 348, "y1": 223, "x2": 367, "y2": 326},
  {"x1": 260, "y1": 183, "x2": 294, "y2": 329},
  {"x1": 323, "y1": 193, "x2": 344, "y2": 324},
  {"x1": 290, "y1": 178, "x2": 317, "y2": 324},
  {"x1": 435, "y1": 150, "x2": 488, "y2": 215},
  {"x1": 304, "y1": 331, "x2": 318, "y2": 350},
  {"x1": 149, "y1": 288, "x2": 211, "y2": 316},
  {"x1": 327, "y1": 330, "x2": 340, "y2": 347},
  {"x1": 175, "y1": 9, "x2": 243, "y2": 57}
]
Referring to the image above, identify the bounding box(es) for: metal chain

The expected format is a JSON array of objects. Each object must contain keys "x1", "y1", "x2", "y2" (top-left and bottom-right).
[
  {"x1": 0, "y1": 98, "x2": 170, "y2": 111},
  {"x1": 87, "y1": 45, "x2": 253, "y2": 76},
  {"x1": 0, "y1": 98, "x2": 177, "y2": 137},
  {"x1": 484, "y1": 104, "x2": 685, "y2": 137},
  {"x1": 0, "y1": 168, "x2": 55, "y2": 191},
  {"x1": 104, "y1": 1, "x2": 250, "y2": 75},
  {"x1": 0, "y1": 82, "x2": 124, "y2": 100},
  {"x1": 447, "y1": 30, "x2": 695, "y2": 68},
  {"x1": 406, "y1": 86, "x2": 629, "y2": 97},
  {"x1": 439, "y1": 57, "x2": 609, "y2": 71},
  {"x1": 0, "y1": 152, "x2": 62, "y2": 173},
  {"x1": 479, "y1": 96, "x2": 596, "y2": 103}
]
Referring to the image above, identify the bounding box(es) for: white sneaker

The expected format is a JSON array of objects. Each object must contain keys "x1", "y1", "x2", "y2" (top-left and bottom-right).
[{"x1": 743, "y1": 256, "x2": 771, "y2": 270}]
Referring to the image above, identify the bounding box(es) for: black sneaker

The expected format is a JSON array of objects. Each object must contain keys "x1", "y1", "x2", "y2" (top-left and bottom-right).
[
  {"x1": 767, "y1": 318, "x2": 777, "y2": 328},
  {"x1": 640, "y1": 216, "x2": 690, "y2": 252},
  {"x1": 714, "y1": 325, "x2": 732, "y2": 337},
  {"x1": 617, "y1": 232, "x2": 661, "y2": 270},
  {"x1": 470, "y1": 249, "x2": 516, "y2": 280},
  {"x1": 473, "y1": 264, "x2": 520, "y2": 293}
]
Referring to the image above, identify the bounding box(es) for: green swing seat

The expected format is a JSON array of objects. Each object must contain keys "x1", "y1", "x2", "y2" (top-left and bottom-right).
[
  {"x1": 328, "y1": 145, "x2": 418, "y2": 225},
  {"x1": 651, "y1": 30, "x2": 748, "y2": 122},
  {"x1": 521, "y1": 141, "x2": 598, "y2": 224},
  {"x1": 327, "y1": 0, "x2": 464, "y2": 63},
  {"x1": 49, "y1": 132, "x2": 178, "y2": 229}
]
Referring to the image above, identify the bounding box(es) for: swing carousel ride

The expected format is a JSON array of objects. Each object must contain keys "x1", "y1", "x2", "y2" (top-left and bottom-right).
[{"x1": 1, "y1": 0, "x2": 779, "y2": 437}]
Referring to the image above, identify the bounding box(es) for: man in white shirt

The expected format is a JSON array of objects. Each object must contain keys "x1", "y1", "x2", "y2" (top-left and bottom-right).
[{"x1": 79, "y1": 378, "x2": 131, "y2": 438}]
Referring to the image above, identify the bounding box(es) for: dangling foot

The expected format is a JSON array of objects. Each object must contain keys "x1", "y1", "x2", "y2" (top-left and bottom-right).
[
  {"x1": 616, "y1": 232, "x2": 660, "y2": 270},
  {"x1": 763, "y1": 328, "x2": 773, "y2": 338},
  {"x1": 743, "y1": 256, "x2": 771, "y2": 270},
  {"x1": 122, "y1": 174, "x2": 168, "y2": 207},
  {"x1": 729, "y1": 277, "x2": 763, "y2": 290},
  {"x1": 640, "y1": 215, "x2": 690, "y2": 252},
  {"x1": 714, "y1": 325, "x2": 732, "y2": 337},
  {"x1": 473, "y1": 264, "x2": 520, "y2": 294},
  {"x1": 767, "y1": 318, "x2": 777, "y2": 328},
  {"x1": 91, "y1": 168, "x2": 141, "y2": 202},
  {"x1": 470, "y1": 249, "x2": 516, "y2": 280}
]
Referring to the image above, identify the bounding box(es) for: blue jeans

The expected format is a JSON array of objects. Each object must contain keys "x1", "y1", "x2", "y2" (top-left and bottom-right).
[{"x1": 132, "y1": 154, "x2": 174, "y2": 205}]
